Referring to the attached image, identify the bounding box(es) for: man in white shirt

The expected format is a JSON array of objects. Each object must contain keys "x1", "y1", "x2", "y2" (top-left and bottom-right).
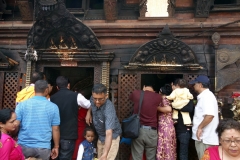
[{"x1": 189, "y1": 75, "x2": 219, "y2": 159}]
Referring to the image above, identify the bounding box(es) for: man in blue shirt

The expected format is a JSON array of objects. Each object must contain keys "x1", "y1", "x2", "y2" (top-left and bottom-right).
[{"x1": 15, "y1": 80, "x2": 60, "y2": 160}]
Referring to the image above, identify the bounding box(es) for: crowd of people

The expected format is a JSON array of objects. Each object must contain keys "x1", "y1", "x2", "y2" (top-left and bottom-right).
[{"x1": 0, "y1": 72, "x2": 240, "y2": 160}]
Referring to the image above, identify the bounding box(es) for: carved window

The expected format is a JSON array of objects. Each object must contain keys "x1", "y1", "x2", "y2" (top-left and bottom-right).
[
  {"x1": 66, "y1": 0, "x2": 104, "y2": 20},
  {"x1": 66, "y1": 0, "x2": 83, "y2": 8},
  {"x1": 125, "y1": 0, "x2": 138, "y2": 4},
  {"x1": 214, "y1": 0, "x2": 240, "y2": 4},
  {"x1": 145, "y1": 0, "x2": 169, "y2": 17},
  {"x1": 65, "y1": 0, "x2": 104, "y2": 10},
  {"x1": 139, "y1": 0, "x2": 175, "y2": 19},
  {"x1": 212, "y1": 0, "x2": 240, "y2": 12}
]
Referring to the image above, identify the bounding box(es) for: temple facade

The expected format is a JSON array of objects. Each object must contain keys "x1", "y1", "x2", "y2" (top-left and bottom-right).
[{"x1": 1, "y1": 0, "x2": 240, "y2": 159}]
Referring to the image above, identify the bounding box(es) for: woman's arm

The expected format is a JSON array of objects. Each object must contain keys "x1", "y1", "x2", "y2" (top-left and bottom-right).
[{"x1": 157, "y1": 105, "x2": 172, "y2": 113}]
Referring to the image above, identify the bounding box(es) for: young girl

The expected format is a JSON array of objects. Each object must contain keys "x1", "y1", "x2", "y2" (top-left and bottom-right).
[
  {"x1": 77, "y1": 127, "x2": 95, "y2": 160},
  {"x1": 167, "y1": 79, "x2": 193, "y2": 126}
]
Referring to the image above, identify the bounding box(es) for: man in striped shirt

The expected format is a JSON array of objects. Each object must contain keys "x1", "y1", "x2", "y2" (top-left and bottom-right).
[{"x1": 15, "y1": 80, "x2": 60, "y2": 160}]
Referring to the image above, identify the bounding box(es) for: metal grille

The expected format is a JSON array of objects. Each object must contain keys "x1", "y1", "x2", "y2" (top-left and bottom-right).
[
  {"x1": 118, "y1": 73, "x2": 138, "y2": 160},
  {"x1": 187, "y1": 74, "x2": 198, "y2": 82},
  {"x1": 2, "y1": 72, "x2": 18, "y2": 110}
]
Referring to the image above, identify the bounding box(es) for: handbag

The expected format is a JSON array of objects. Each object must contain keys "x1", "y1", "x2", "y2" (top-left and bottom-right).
[{"x1": 122, "y1": 91, "x2": 144, "y2": 139}]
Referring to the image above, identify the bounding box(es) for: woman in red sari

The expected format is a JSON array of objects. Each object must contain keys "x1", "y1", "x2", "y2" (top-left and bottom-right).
[
  {"x1": 201, "y1": 119, "x2": 240, "y2": 160},
  {"x1": 0, "y1": 108, "x2": 25, "y2": 160}
]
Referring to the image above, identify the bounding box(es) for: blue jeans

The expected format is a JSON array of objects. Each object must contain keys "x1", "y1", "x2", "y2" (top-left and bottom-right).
[
  {"x1": 177, "y1": 131, "x2": 191, "y2": 160},
  {"x1": 56, "y1": 139, "x2": 76, "y2": 160}
]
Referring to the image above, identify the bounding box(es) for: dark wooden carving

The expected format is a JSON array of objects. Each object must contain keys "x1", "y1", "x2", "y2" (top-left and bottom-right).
[
  {"x1": 0, "y1": 51, "x2": 11, "y2": 68},
  {"x1": 104, "y1": 0, "x2": 117, "y2": 21},
  {"x1": 168, "y1": 0, "x2": 175, "y2": 17},
  {"x1": 0, "y1": 0, "x2": 6, "y2": 16},
  {"x1": 139, "y1": 0, "x2": 147, "y2": 18},
  {"x1": 125, "y1": 25, "x2": 202, "y2": 71},
  {"x1": 215, "y1": 48, "x2": 240, "y2": 92},
  {"x1": 195, "y1": 0, "x2": 214, "y2": 18},
  {"x1": 19, "y1": 50, "x2": 114, "y2": 62},
  {"x1": 27, "y1": 0, "x2": 101, "y2": 50},
  {"x1": 0, "y1": 72, "x2": 4, "y2": 109},
  {"x1": 17, "y1": 1, "x2": 33, "y2": 21}
]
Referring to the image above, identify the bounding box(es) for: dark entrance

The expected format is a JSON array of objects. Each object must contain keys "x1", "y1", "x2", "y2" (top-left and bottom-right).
[
  {"x1": 141, "y1": 74, "x2": 183, "y2": 91},
  {"x1": 44, "y1": 67, "x2": 94, "y2": 98}
]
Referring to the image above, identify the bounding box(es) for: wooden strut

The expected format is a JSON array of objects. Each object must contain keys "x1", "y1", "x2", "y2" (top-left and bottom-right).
[
  {"x1": 101, "y1": 62, "x2": 110, "y2": 94},
  {"x1": 25, "y1": 61, "x2": 32, "y2": 87}
]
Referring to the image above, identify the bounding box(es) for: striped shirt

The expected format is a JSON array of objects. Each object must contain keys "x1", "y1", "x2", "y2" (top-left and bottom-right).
[
  {"x1": 91, "y1": 97, "x2": 122, "y2": 142},
  {"x1": 16, "y1": 96, "x2": 60, "y2": 149}
]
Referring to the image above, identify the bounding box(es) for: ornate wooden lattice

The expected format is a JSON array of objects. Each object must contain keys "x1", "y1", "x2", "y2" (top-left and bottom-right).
[
  {"x1": 2, "y1": 72, "x2": 18, "y2": 110},
  {"x1": 187, "y1": 74, "x2": 198, "y2": 83},
  {"x1": 118, "y1": 73, "x2": 138, "y2": 160}
]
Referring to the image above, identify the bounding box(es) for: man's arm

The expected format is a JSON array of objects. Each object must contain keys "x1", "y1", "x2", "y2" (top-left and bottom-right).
[
  {"x1": 51, "y1": 125, "x2": 60, "y2": 159},
  {"x1": 77, "y1": 94, "x2": 91, "y2": 109},
  {"x1": 85, "y1": 107, "x2": 92, "y2": 126},
  {"x1": 99, "y1": 129, "x2": 113, "y2": 160},
  {"x1": 196, "y1": 115, "x2": 214, "y2": 140}
]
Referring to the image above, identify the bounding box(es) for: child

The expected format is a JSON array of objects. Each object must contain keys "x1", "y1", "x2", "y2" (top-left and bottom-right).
[
  {"x1": 167, "y1": 79, "x2": 193, "y2": 126},
  {"x1": 77, "y1": 127, "x2": 95, "y2": 160}
]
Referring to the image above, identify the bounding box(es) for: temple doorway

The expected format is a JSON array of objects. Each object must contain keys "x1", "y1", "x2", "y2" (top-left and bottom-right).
[
  {"x1": 141, "y1": 74, "x2": 183, "y2": 91},
  {"x1": 44, "y1": 67, "x2": 94, "y2": 98}
]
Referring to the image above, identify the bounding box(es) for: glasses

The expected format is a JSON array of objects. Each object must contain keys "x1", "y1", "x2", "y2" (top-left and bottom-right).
[
  {"x1": 92, "y1": 98, "x2": 106, "y2": 102},
  {"x1": 221, "y1": 138, "x2": 240, "y2": 145}
]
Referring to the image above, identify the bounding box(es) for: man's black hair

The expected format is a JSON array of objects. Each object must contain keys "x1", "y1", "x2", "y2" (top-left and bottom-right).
[
  {"x1": 92, "y1": 83, "x2": 107, "y2": 94},
  {"x1": 30, "y1": 72, "x2": 44, "y2": 84},
  {"x1": 56, "y1": 76, "x2": 69, "y2": 89},
  {"x1": 159, "y1": 84, "x2": 172, "y2": 96},
  {"x1": 35, "y1": 80, "x2": 48, "y2": 93}
]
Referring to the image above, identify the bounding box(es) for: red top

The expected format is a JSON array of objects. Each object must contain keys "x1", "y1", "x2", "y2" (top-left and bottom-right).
[
  {"x1": 0, "y1": 133, "x2": 25, "y2": 160},
  {"x1": 129, "y1": 90, "x2": 162, "y2": 128}
]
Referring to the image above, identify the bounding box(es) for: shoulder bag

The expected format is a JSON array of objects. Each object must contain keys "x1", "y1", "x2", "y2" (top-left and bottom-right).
[{"x1": 122, "y1": 91, "x2": 144, "y2": 139}]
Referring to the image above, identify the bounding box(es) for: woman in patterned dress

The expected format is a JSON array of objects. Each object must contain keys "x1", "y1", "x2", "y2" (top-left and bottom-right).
[{"x1": 156, "y1": 84, "x2": 177, "y2": 160}]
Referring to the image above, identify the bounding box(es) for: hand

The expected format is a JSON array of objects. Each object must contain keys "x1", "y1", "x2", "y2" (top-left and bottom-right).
[
  {"x1": 98, "y1": 155, "x2": 107, "y2": 160},
  {"x1": 51, "y1": 147, "x2": 59, "y2": 159},
  {"x1": 197, "y1": 128, "x2": 203, "y2": 140},
  {"x1": 85, "y1": 110, "x2": 92, "y2": 126}
]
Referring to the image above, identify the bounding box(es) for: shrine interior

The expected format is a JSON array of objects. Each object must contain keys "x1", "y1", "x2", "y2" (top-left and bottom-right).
[
  {"x1": 141, "y1": 74, "x2": 183, "y2": 92},
  {"x1": 44, "y1": 67, "x2": 94, "y2": 98}
]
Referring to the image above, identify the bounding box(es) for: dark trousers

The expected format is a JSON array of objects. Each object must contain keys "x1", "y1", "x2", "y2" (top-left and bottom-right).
[
  {"x1": 176, "y1": 131, "x2": 191, "y2": 160},
  {"x1": 56, "y1": 139, "x2": 76, "y2": 160}
]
